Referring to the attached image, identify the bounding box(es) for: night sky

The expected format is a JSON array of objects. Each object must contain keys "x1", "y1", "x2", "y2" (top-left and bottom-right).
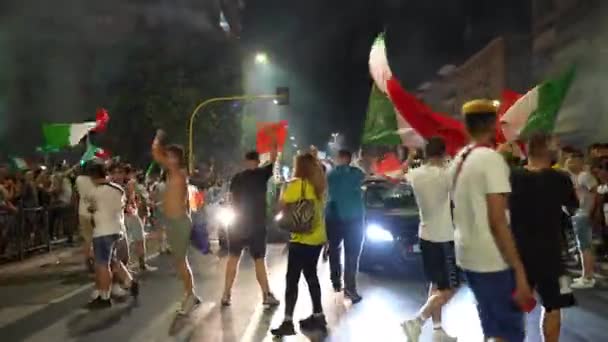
[
  {"x1": 0, "y1": 0, "x2": 531, "y2": 157},
  {"x1": 240, "y1": 0, "x2": 531, "y2": 148}
]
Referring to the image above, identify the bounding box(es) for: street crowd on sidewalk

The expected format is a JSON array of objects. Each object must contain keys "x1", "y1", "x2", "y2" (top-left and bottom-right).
[{"x1": 3, "y1": 100, "x2": 608, "y2": 341}]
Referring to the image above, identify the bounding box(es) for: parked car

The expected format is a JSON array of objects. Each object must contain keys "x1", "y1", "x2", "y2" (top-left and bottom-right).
[{"x1": 359, "y1": 178, "x2": 422, "y2": 273}]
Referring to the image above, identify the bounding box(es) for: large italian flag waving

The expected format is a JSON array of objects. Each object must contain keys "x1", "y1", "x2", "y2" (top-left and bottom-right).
[
  {"x1": 501, "y1": 66, "x2": 576, "y2": 141},
  {"x1": 364, "y1": 34, "x2": 466, "y2": 156}
]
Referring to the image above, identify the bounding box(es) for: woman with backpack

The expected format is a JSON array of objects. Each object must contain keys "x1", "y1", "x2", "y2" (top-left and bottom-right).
[{"x1": 271, "y1": 153, "x2": 328, "y2": 337}]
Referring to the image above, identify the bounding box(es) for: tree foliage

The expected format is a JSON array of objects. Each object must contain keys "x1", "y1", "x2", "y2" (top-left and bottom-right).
[{"x1": 101, "y1": 20, "x2": 243, "y2": 167}]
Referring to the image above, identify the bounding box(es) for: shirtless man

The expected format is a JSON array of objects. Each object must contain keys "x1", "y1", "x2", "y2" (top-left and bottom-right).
[{"x1": 152, "y1": 129, "x2": 200, "y2": 314}]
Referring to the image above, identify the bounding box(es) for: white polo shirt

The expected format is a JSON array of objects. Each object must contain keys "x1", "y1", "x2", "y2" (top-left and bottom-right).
[
  {"x1": 406, "y1": 164, "x2": 454, "y2": 243},
  {"x1": 450, "y1": 146, "x2": 511, "y2": 272},
  {"x1": 90, "y1": 182, "x2": 126, "y2": 238}
]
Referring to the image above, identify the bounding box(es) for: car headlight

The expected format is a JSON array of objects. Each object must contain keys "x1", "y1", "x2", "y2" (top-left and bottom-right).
[
  {"x1": 366, "y1": 223, "x2": 393, "y2": 242},
  {"x1": 217, "y1": 207, "x2": 236, "y2": 227}
]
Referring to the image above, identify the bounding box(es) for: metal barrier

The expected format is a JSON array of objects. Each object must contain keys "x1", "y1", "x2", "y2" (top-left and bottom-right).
[
  {"x1": 0, "y1": 205, "x2": 77, "y2": 262},
  {"x1": 18, "y1": 207, "x2": 51, "y2": 259},
  {"x1": 0, "y1": 210, "x2": 20, "y2": 259}
]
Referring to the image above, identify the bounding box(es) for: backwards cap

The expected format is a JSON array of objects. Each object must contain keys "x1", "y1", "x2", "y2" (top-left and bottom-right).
[{"x1": 461, "y1": 99, "x2": 499, "y2": 116}]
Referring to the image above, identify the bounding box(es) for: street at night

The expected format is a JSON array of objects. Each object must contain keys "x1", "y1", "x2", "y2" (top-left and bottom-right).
[
  {"x1": 3, "y1": 0, "x2": 608, "y2": 341},
  {"x1": 0, "y1": 245, "x2": 607, "y2": 341}
]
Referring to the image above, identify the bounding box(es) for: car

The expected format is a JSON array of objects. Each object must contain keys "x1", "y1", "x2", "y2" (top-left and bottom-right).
[{"x1": 359, "y1": 178, "x2": 423, "y2": 274}]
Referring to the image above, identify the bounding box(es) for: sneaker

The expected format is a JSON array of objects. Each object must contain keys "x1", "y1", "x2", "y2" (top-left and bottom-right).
[
  {"x1": 571, "y1": 277, "x2": 596, "y2": 289},
  {"x1": 90, "y1": 289, "x2": 100, "y2": 300},
  {"x1": 344, "y1": 289, "x2": 362, "y2": 304},
  {"x1": 87, "y1": 297, "x2": 112, "y2": 310},
  {"x1": 299, "y1": 314, "x2": 327, "y2": 332},
  {"x1": 401, "y1": 318, "x2": 423, "y2": 342},
  {"x1": 177, "y1": 293, "x2": 201, "y2": 315},
  {"x1": 221, "y1": 294, "x2": 231, "y2": 307},
  {"x1": 432, "y1": 328, "x2": 457, "y2": 342},
  {"x1": 129, "y1": 280, "x2": 140, "y2": 298},
  {"x1": 270, "y1": 321, "x2": 296, "y2": 337},
  {"x1": 263, "y1": 292, "x2": 280, "y2": 307},
  {"x1": 111, "y1": 283, "x2": 129, "y2": 298},
  {"x1": 140, "y1": 264, "x2": 158, "y2": 272}
]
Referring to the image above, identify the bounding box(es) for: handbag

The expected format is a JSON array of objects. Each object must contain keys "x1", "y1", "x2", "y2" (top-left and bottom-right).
[{"x1": 277, "y1": 180, "x2": 315, "y2": 233}]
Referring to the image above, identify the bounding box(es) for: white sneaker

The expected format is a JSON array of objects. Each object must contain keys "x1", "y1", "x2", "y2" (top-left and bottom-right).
[
  {"x1": 571, "y1": 277, "x2": 596, "y2": 289},
  {"x1": 432, "y1": 328, "x2": 457, "y2": 342},
  {"x1": 111, "y1": 283, "x2": 129, "y2": 297},
  {"x1": 401, "y1": 318, "x2": 422, "y2": 342},
  {"x1": 90, "y1": 289, "x2": 100, "y2": 300}
]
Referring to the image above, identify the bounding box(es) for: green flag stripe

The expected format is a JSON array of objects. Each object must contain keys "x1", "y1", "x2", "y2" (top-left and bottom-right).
[
  {"x1": 362, "y1": 84, "x2": 401, "y2": 146},
  {"x1": 42, "y1": 124, "x2": 71, "y2": 148},
  {"x1": 521, "y1": 66, "x2": 576, "y2": 136}
]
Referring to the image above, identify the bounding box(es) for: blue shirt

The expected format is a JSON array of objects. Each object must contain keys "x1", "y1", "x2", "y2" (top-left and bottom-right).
[{"x1": 326, "y1": 165, "x2": 365, "y2": 220}]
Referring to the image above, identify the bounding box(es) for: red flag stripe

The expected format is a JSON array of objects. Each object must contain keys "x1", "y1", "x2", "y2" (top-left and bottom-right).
[{"x1": 386, "y1": 77, "x2": 467, "y2": 156}]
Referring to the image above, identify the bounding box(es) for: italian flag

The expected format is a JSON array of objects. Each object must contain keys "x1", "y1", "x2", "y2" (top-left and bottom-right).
[
  {"x1": 501, "y1": 66, "x2": 576, "y2": 141},
  {"x1": 374, "y1": 152, "x2": 403, "y2": 179},
  {"x1": 362, "y1": 84, "x2": 425, "y2": 148},
  {"x1": 81, "y1": 141, "x2": 111, "y2": 163},
  {"x1": 43, "y1": 122, "x2": 98, "y2": 149},
  {"x1": 256, "y1": 121, "x2": 288, "y2": 164},
  {"x1": 365, "y1": 34, "x2": 466, "y2": 155}
]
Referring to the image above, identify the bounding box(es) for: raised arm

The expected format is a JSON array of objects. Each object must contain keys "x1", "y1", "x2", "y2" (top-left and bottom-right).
[{"x1": 152, "y1": 129, "x2": 170, "y2": 167}]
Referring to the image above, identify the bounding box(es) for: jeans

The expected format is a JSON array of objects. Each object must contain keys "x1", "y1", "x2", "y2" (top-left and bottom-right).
[
  {"x1": 284, "y1": 243, "x2": 323, "y2": 318},
  {"x1": 326, "y1": 217, "x2": 364, "y2": 291}
]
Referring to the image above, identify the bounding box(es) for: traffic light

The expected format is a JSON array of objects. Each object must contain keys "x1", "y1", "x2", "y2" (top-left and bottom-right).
[{"x1": 275, "y1": 87, "x2": 289, "y2": 105}]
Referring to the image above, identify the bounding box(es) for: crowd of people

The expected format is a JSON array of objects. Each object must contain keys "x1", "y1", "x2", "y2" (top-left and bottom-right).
[{"x1": 3, "y1": 99, "x2": 608, "y2": 341}]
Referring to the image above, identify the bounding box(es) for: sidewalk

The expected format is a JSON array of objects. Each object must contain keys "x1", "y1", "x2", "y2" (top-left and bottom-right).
[
  {"x1": 0, "y1": 237, "x2": 161, "y2": 283},
  {"x1": 0, "y1": 246, "x2": 82, "y2": 281}
]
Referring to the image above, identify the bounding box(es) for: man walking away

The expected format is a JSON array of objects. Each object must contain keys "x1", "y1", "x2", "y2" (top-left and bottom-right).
[
  {"x1": 450, "y1": 99, "x2": 533, "y2": 342},
  {"x1": 87, "y1": 162, "x2": 138, "y2": 309},
  {"x1": 325, "y1": 149, "x2": 365, "y2": 303},
  {"x1": 152, "y1": 130, "x2": 201, "y2": 314},
  {"x1": 565, "y1": 150, "x2": 598, "y2": 289},
  {"x1": 510, "y1": 133, "x2": 578, "y2": 342},
  {"x1": 402, "y1": 137, "x2": 458, "y2": 342},
  {"x1": 221, "y1": 147, "x2": 280, "y2": 307}
]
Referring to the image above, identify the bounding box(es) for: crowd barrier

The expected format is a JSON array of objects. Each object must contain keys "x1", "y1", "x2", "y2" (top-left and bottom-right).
[{"x1": 0, "y1": 205, "x2": 75, "y2": 262}]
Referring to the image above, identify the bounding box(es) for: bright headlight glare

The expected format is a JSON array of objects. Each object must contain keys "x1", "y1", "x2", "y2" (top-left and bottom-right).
[
  {"x1": 274, "y1": 212, "x2": 284, "y2": 221},
  {"x1": 217, "y1": 207, "x2": 236, "y2": 226},
  {"x1": 366, "y1": 223, "x2": 393, "y2": 242}
]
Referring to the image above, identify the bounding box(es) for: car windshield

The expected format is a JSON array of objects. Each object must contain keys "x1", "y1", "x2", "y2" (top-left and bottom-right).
[{"x1": 364, "y1": 182, "x2": 417, "y2": 209}]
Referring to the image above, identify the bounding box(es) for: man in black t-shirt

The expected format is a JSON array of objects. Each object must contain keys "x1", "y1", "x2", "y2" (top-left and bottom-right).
[
  {"x1": 221, "y1": 149, "x2": 280, "y2": 307},
  {"x1": 509, "y1": 133, "x2": 578, "y2": 342}
]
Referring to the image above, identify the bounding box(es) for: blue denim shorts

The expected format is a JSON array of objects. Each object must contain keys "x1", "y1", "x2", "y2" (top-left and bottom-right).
[
  {"x1": 465, "y1": 269, "x2": 525, "y2": 342},
  {"x1": 572, "y1": 214, "x2": 593, "y2": 250},
  {"x1": 93, "y1": 234, "x2": 120, "y2": 266}
]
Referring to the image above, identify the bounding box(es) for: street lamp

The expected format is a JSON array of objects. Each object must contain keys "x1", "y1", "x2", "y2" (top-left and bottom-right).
[{"x1": 255, "y1": 52, "x2": 268, "y2": 65}]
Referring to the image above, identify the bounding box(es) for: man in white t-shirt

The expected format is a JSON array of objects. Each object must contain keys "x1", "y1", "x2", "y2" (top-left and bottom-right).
[
  {"x1": 87, "y1": 162, "x2": 139, "y2": 310},
  {"x1": 565, "y1": 151, "x2": 598, "y2": 288},
  {"x1": 450, "y1": 99, "x2": 532, "y2": 342},
  {"x1": 76, "y1": 166, "x2": 96, "y2": 271},
  {"x1": 402, "y1": 137, "x2": 457, "y2": 342}
]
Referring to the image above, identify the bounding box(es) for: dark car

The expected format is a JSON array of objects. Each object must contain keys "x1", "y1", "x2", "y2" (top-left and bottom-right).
[{"x1": 359, "y1": 178, "x2": 422, "y2": 273}]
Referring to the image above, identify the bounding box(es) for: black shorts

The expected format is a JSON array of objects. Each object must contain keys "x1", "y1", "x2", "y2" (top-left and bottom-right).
[
  {"x1": 527, "y1": 266, "x2": 576, "y2": 312},
  {"x1": 227, "y1": 226, "x2": 267, "y2": 259},
  {"x1": 420, "y1": 239, "x2": 460, "y2": 290}
]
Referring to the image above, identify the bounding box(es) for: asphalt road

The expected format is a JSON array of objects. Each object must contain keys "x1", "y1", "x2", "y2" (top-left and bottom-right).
[{"x1": 1, "y1": 244, "x2": 607, "y2": 342}]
